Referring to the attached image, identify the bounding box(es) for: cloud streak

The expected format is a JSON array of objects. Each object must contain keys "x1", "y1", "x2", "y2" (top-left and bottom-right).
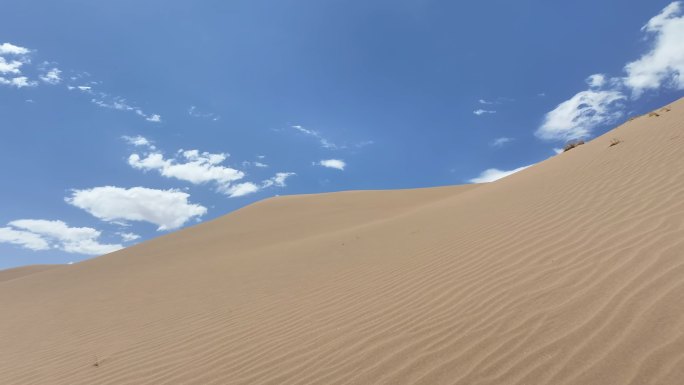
[{"x1": 469, "y1": 165, "x2": 532, "y2": 183}]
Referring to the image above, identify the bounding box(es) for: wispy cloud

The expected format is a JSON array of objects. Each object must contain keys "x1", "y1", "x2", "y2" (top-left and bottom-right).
[
  {"x1": 89, "y1": 95, "x2": 162, "y2": 123},
  {"x1": 0, "y1": 219, "x2": 122, "y2": 255},
  {"x1": 491, "y1": 137, "x2": 514, "y2": 147},
  {"x1": 220, "y1": 173, "x2": 296, "y2": 197},
  {"x1": 0, "y1": 41, "x2": 161, "y2": 121},
  {"x1": 188, "y1": 106, "x2": 220, "y2": 121},
  {"x1": 469, "y1": 165, "x2": 532, "y2": 183},
  {"x1": 473, "y1": 109, "x2": 496, "y2": 116},
  {"x1": 261, "y1": 172, "x2": 296, "y2": 188},
  {"x1": 292, "y1": 125, "x2": 338, "y2": 149}
]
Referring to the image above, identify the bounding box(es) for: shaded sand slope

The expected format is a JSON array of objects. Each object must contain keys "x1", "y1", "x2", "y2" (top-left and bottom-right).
[
  {"x1": 0, "y1": 265, "x2": 62, "y2": 283},
  {"x1": 1, "y1": 98, "x2": 684, "y2": 384}
]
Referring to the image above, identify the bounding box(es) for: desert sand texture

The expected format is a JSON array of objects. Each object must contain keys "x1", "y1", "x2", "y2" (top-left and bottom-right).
[{"x1": 1, "y1": 98, "x2": 684, "y2": 384}]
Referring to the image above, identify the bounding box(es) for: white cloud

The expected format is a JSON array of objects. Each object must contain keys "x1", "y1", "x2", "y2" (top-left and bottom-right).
[
  {"x1": 491, "y1": 137, "x2": 513, "y2": 147},
  {"x1": 262, "y1": 172, "x2": 296, "y2": 188},
  {"x1": 122, "y1": 135, "x2": 155, "y2": 150},
  {"x1": 469, "y1": 165, "x2": 532, "y2": 183},
  {"x1": 242, "y1": 160, "x2": 269, "y2": 168},
  {"x1": 473, "y1": 109, "x2": 496, "y2": 116},
  {"x1": 0, "y1": 42, "x2": 159, "y2": 121},
  {"x1": 188, "y1": 106, "x2": 220, "y2": 121},
  {"x1": 479, "y1": 99, "x2": 494, "y2": 105},
  {"x1": 318, "y1": 159, "x2": 346, "y2": 170},
  {"x1": 355, "y1": 140, "x2": 375, "y2": 148},
  {"x1": 0, "y1": 227, "x2": 50, "y2": 251},
  {"x1": 586, "y1": 73, "x2": 606, "y2": 88},
  {"x1": 292, "y1": 125, "x2": 338, "y2": 149},
  {"x1": 624, "y1": 2, "x2": 684, "y2": 96},
  {"x1": 0, "y1": 57, "x2": 24, "y2": 74},
  {"x1": 127, "y1": 141, "x2": 293, "y2": 198},
  {"x1": 129, "y1": 150, "x2": 245, "y2": 188},
  {"x1": 0, "y1": 42, "x2": 30, "y2": 55},
  {"x1": 219, "y1": 172, "x2": 296, "y2": 198},
  {"x1": 0, "y1": 44, "x2": 39, "y2": 89},
  {"x1": 537, "y1": 3, "x2": 684, "y2": 141},
  {"x1": 91, "y1": 97, "x2": 162, "y2": 123},
  {"x1": 220, "y1": 182, "x2": 260, "y2": 198},
  {"x1": 0, "y1": 76, "x2": 36, "y2": 88},
  {"x1": 1, "y1": 219, "x2": 122, "y2": 255},
  {"x1": 66, "y1": 186, "x2": 207, "y2": 231},
  {"x1": 118, "y1": 232, "x2": 140, "y2": 242},
  {"x1": 39, "y1": 67, "x2": 62, "y2": 85},
  {"x1": 146, "y1": 114, "x2": 162, "y2": 122},
  {"x1": 536, "y1": 87, "x2": 625, "y2": 141}
]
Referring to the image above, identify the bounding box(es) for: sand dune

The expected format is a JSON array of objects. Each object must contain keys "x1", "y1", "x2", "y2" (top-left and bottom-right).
[
  {"x1": 1, "y1": 98, "x2": 684, "y2": 384},
  {"x1": 0, "y1": 265, "x2": 62, "y2": 283}
]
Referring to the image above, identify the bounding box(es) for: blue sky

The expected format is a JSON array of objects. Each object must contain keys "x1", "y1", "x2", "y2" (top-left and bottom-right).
[{"x1": 1, "y1": 0, "x2": 683, "y2": 269}]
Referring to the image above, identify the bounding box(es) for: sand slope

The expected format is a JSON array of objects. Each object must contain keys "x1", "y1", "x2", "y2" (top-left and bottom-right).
[
  {"x1": 0, "y1": 265, "x2": 61, "y2": 283},
  {"x1": 1, "y1": 98, "x2": 684, "y2": 384}
]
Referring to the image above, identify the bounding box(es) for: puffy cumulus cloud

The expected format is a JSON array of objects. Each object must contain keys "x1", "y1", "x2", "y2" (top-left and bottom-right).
[
  {"x1": 536, "y1": 86, "x2": 625, "y2": 141},
  {"x1": 0, "y1": 226, "x2": 50, "y2": 251},
  {"x1": 537, "y1": 3, "x2": 684, "y2": 141},
  {"x1": 66, "y1": 186, "x2": 207, "y2": 231},
  {"x1": 39, "y1": 67, "x2": 62, "y2": 85},
  {"x1": 0, "y1": 57, "x2": 24, "y2": 74},
  {"x1": 0, "y1": 42, "x2": 37, "y2": 88},
  {"x1": 318, "y1": 159, "x2": 346, "y2": 170},
  {"x1": 468, "y1": 165, "x2": 532, "y2": 183},
  {"x1": 0, "y1": 42, "x2": 30, "y2": 55},
  {"x1": 0, "y1": 219, "x2": 122, "y2": 255},
  {"x1": 586, "y1": 73, "x2": 607, "y2": 88},
  {"x1": 129, "y1": 150, "x2": 244, "y2": 187},
  {"x1": 126, "y1": 139, "x2": 294, "y2": 198},
  {"x1": 624, "y1": 2, "x2": 684, "y2": 96},
  {"x1": 0, "y1": 76, "x2": 36, "y2": 88}
]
